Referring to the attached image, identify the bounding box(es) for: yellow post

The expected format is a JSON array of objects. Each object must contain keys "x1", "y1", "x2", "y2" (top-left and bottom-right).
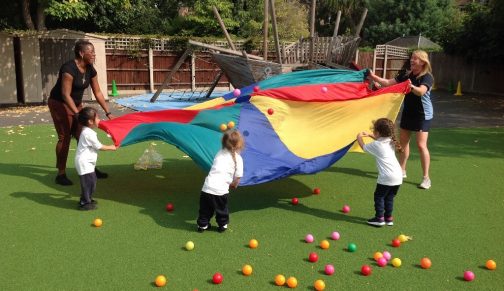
[
  {"x1": 431, "y1": 82, "x2": 436, "y2": 91},
  {"x1": 454, "y1": 81, "x2": 463, "y2": 96}
]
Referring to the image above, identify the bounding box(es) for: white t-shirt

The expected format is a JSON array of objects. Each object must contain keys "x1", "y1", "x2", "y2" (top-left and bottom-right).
[
  {"x1": 75, "y1": 126, "x2": 103, "y2": 175},
  {"x1": 363, "y1": 137, "x2": 403, "y2": 186},
  {"x1": 202, "y1": 149, "x2": 244, "y2": 195}
]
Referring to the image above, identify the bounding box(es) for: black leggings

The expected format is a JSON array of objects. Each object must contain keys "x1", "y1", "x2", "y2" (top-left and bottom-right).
[{"x1": 197, "y1": 191, "x2": 229, "y2": 227}]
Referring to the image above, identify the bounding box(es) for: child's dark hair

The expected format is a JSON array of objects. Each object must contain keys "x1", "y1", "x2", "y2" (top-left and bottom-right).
[
  {"x1": 77, "y1": 107, "x2": 97, "y2": 126},
  {"x1": 222, "y1": 130, "x2": 245, "y2": 174},
  {"x1": 74, "y1": 40, "x2": 93, "y2": 58},
  {"x1": 373, "y1": 118, "x2": 403, "y2": 152}
]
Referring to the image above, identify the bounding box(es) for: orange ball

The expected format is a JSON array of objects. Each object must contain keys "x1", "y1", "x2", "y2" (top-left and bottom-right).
[
  {"x1": 274, "y1": 274, "x2": 286, "y2": 286},
  {"x1": 242, "y1": 264, "x2": 253, "y2": 276},
  {"x1": 154, "y1": 275, "x2": 167, "y2": 287},
  {"x1": 320, "y1": 240, "x2": 330, "y2": 249},
  {"x1": 227, "y1": 121, "x2": 235, "y2": 129},
  {"x1": 420, "y1": 257, "x2": 432, "y2": 269},
  {"x1": 373, "y1": 252, "x2": 383, "y2": 261},
  {"x1": 249, "y1": 239, "x2": 258, "y2": 249},
  {"x1": 486, "y1": 260, "x2": 497, "y2": 270},
  {"x1": 314, "y1": 279, "x2": 325, "y2": 291},
  {"x1": 219, "y1": 124, "x2": 227, "y2": 131},
  {"x1": 286, "y1": 276, "x2": 298, "y2": 288},
  {"x1": 93, "y1": 218, "x2": 103, "y2": 227}
]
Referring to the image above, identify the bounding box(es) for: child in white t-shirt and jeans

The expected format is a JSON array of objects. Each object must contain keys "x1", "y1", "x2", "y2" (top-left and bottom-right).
[
  {"x1": 197, "y1": 130, "x2": 244, "y2": 233},
  {"x1": 357, "y1": 118, "x2": 403, "y2": 227},
  {"x1": 75, "y1": 107, "x2": 116, "y2": 210}
]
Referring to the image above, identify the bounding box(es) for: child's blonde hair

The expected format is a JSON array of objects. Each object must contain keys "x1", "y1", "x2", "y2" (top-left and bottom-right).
[
  {"x1": 222, "y1": 130, "x2": 245, "y2": 174},
  {"x1": 373, "y1": 118, "x2": 403, "y2": 152}
]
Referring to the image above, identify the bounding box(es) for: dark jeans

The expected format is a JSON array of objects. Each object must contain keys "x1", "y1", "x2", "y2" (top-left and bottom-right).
[
  {"x1": 373, "y1": 184, "x2": 400, "y2": 218},
  {"x1": 48, "y1": 99, "x2": 82, "y2": 172},
  {"x1": 79, "y1": 172, "x2": 97, "y2": 205},
  {"x1": 197, "y1": 191, "x2": 229, "y2": 227}
]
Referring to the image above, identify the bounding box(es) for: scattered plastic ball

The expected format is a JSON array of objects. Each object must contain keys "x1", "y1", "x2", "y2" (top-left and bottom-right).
[
  {"x1": 249, "y1": 239, "x2": 259, "y2": 249},
  {"x1": 320, "y1": 240, "x2": 330, "y2": 250},
  {"x1": 286, "y1": 276, "x2": 298, "y2": 288},
  {"x1": 361, "y1": 265, "x2": 372, "y2": 276},
  {"x1": 382, "y1": 251, "x2": 392, "y2": 261},
  {"x1": 233, "y1": 88, "x2": 241, "y2": 97},
  {"x1": 486, "y1": 259, "x2": 497, "y2": 270},
  {"x1": 291, "y1": 197, "x2": 299, "y2": 205},
  {"x1": 324, "y1": 264, "x2": 335, "y2": 275},
  {"x1": 348, "y1": 243, "x2": 357, "y2": 252},
  {"x1": 212, "y1": 272, "x2": 223, "y2": 284},
  {"x1": 93, "y1": 218, "x2": 103, "y2": 227},
  {"x1": 314, "y1": 279, "x2": 326, "y2": 290},
  {"x1": 275, "y1": 274, "x2": 286, "y2": 286},
  {"x1": 313, "y1": 188, "x2": 321, "y2": 194},
  {"x1": 185, "y1": 241, "x2": 194, "y2": 251},
  {"x1": 155, "y1": 275, "x2": 167, "y2": 287},
  {"x1": 309, "y1": 252, "x2": 319, "y2": 262},
  {"x1": 331, "y1": 231, "x2": 340, "y2": 240},
  {"x1": 321, "y1": 86, "x2": 328, "y2": 93},
  {"x1": 342, "y1": 205, "x2": 350, "y2": 213},
  {"x1": 305, "y1": 234, "x2": 314, "y2": 243},
  {"x1": 391, "y1": 258, "x2": 402, "y2": 267},
  {"x1": 242, "y1": 264, "x2": 253, "y2": 276},
  {"x1": 373, "y1": 252, "x2": 383, "y2": 261},
  {"x1": 420, "y1": 257, "x2": 432, "y2": 269},
  {"x1": 377, "y1": 257, "x2": 388, "y2": 267},
  {"x1": 166, "y1": 203, "x2": 174, "y2": 212},
  {"x1": 227, "y1": 121, "x2": 235, "y2": 129},
  {"x1": 464, "y1": 271, "x2": 475, "y2": 281},
  {"x1": 397, "y1": 234, "x2": 408, "y2": 243},
  {"x1": 392, "y1": 239, "x2": 401, "y2": 248},
  {"x1": 253, "y1": 86, "x2": 260, "y2": 92},
  {"x1": 219, "y1": 124, "x2": 228, "y2": 131},
  {"x1": 267, "y1": 108, "x2": 274, "y2": 115}
]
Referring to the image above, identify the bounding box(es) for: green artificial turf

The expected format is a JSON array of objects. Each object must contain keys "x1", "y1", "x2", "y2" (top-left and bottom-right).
[{"x1": 0, "y1": 125, "x2": 503, "y2": 290}]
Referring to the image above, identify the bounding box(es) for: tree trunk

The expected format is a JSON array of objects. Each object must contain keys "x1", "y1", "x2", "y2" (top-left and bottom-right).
[
  {"x1": 36, "y1": 1, "x2": 47, "y2": 31},
  {"x1": 21, "y1": 0, "x2": 36, "y2": 30}
]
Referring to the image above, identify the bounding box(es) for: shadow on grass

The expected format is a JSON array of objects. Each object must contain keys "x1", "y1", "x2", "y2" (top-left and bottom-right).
[{"x1": 6, "y1": 159, "x2": 368, "y2": 230}]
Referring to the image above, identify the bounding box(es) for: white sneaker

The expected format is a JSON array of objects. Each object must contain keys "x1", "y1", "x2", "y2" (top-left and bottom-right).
[
  {"x1": 402, "y1": 170, "x2": 407, "y2": 178},
  {"x1": 419, "y1": 177, "x2": 431, "y2": 189}
]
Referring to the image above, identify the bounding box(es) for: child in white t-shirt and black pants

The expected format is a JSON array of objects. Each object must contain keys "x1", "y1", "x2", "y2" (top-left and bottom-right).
[
  {"x1": 357, "y1": 118, "x2": 403, "y2": 227},
  {"x1": 75, "y1": 107, "x2": 116, "y2": 210},
  {"x1": 197, "y1": 130, "x2": 244, "y2": 233}
]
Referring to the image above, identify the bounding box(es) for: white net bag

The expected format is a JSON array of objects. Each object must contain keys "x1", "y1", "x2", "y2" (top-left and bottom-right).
[{"x1": 134, "y1": 143, "x2": 163, "y2": 170}]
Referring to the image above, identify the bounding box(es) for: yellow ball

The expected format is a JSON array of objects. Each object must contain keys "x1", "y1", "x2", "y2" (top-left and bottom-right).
[
  {"x1": 185, "y1": 241, "x2": 194, "y2": 251},
  {"x1": 391, "y1": 258, "x2": 402, "y2": 267},
  {"x1": 249, "y1": 239, "x2": 258, "y2": 249},
  {"x1": 397, "y1": 234, "x2": 407, "y2": 243},
  {"x1": 154, "y1": 275, "x2": 167, "y2": 287},
  {"x1": 219, "y1": 124, "x2": 228, "y2": 131},
  {"x1": 227, "y1": 121, "x2": 235, "y2": 129},
  {"x1": 93, "y1": 218, "x2": 103, "y2": 227},
  {"x1": 242, "y1": 264, "x2": 253, "y2": 276},
  {"x1": 314, "y1": 279, "x2": 325, "y2": 291},
  {"x1": 486, "y1": 260, "x2": 497, "y2": 270},
  {"x1": 320, "y1": 240, "x2": 330, "y2": 249},
  {"x1": 286, "y1": 277, "x2": 298, "y2": 288},
  {"x1": 373, "y1": 252, "x2": 383, "y2": 261},
  {"x1": 274, "y1": 274, "x2": 286, "y2": 286}
]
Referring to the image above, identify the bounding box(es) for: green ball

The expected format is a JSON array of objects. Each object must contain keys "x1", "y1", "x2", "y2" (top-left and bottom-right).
[{"x1": 348, "y1": 243, "x2": 357, "y2": 252}]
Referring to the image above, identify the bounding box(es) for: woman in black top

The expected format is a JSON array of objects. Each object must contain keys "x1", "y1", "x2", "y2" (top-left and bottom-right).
[{"x1": 48, "y1": 40, "x2": 114, "y2": 186}]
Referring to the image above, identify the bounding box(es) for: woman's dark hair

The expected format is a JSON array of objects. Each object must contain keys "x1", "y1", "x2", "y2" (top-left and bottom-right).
[
  {"x1": 74, "y1": 40, "x2": 93, "y2": 58},
  {"x1": 77, "y1": 107, "x2": 97, "y2": 126},
  {"x1": 373, "y1": 118, "x2": 403, "y2": 152}
]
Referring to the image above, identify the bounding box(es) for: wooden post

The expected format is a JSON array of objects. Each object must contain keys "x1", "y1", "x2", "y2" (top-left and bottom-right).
[
  {"x1": 150, "y1": 48, "x2": 192, "y2": 103},
  {"x1": 263, "y1": 0, "x2": 269, "y2": 60},
  {"x1": 212, "y1": 6, "x2": 236, "y2": 51},
  {"x1": 372, "y1": 48, "x2": 377, "y2": 73},
  {"x1": 383, "y1": 45, "x2": 388, "y2": 78},
  {"x1": 309, "y1": 0, "x2": 317, "y2": 65},
  {"x1": 191, "y1": 52, "x2": 196, "y2": 92},
  {"x1": 148, "y1": 47, "x2": 154, "y2": 93},
  {"x1": 204, "y1": 71, "x2": 224, "y2": 99},
  {"x1": 188, "y1": 40, "x2": 263, "y2": 60},
  {"x1": 355, "y1": 8, "x2": 368, "y2": 37},
  {"x1": 269, "y1": 0, "x2": 282, "y2": 64},
  {"x1": 332, "y1": 11, "x2": 341, "y2": 38}
]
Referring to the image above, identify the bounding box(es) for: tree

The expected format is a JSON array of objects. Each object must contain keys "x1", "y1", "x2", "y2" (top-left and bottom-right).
[{"x1": 316, "y1": 0, "x2": 367, "y2": 36}]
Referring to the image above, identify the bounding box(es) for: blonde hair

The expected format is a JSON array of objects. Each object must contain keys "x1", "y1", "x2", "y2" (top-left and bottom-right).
[
  {"x1": 411, "y1": 50, "x2": 432, "y2": 79},
  {"x1": 222, "y1": 130, "x2": 245, "y2": 174},
  {"x1": 373, "y1": 118, "x2": 403, "y2": 153}
]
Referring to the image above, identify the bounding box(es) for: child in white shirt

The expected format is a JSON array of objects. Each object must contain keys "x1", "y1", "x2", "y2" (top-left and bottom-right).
[
  {"x1": 75, "y1": 107, "x2": 116, "y2": 210},
  {"x1": 197, "y1": 130, "x2": 244, "y2": 233},
  {"x1": 357, "y1": 118, "x2": 403, "y2": 226}
]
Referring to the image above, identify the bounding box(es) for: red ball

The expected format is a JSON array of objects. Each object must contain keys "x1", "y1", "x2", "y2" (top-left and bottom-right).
[
  {"x1": 361, "y1": 265, "x2": 372, "y2": 276},
  {"x1": 308, "y1": 252, "x2": 319, "y2": 263},
  {"x1": 212, "y1": 272, "x2": 223, "y2": 284},
  {"x1": 391, "y1": 239, "x2": 401, "y2": 247},
  {"x1": 253, "y1": 85, "x2": 260, "y2": 92},
  {"x1": 342, "y1": 205, "x2": 350, "y2": 213},
  {"x1": 166, "y1": 203, "x2": 174, "y2": 212},
  {"x1": 313, "y1": 188, "x2": 320, "y2": 195},
  {"x1": 267, "y1": 108, "x2": 274, "y2": 115},
  {"x1": 291, "y1": 198, "x2": 299, "y2": 205}
]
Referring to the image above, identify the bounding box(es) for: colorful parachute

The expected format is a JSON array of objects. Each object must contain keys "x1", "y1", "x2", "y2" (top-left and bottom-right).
[{"x1": 99, "y1": 69, "x2": 410, "y2": 186}]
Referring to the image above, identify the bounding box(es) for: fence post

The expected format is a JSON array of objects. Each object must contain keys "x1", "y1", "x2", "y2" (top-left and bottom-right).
[
  {"x1": 148, "y1": 47, "x2": 154, "y2": 93},
  {"x1": 191, "y1": 52, "x2": 196, "y2": 92}
]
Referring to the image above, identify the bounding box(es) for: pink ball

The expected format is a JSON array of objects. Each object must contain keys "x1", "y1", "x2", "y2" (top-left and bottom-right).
[
  {"x1": 321, "y1": 86, "x2": 328, "y2": 93},
  {"x1": 463, "y1": 271, "x2": 475, "y2": 281},
  {"x1": 305, "y1": 234, "x2": 314, "y2": 243},
  {"x1": 342, "y1": 205, "x2": 350, "y2": 213},
  {"x1": 324, "y1": 264, "x2": 335, "y2": 275},
  {"x1": 377, "y1": 257, "x2": 388, "y2": 267},
  {"x1": 382, "y1": 251, "x2": 391, "y2": 261},
  {"x1": 331, "y1": 231, "x2": 340, "y2": 240},
  {"x1": 233, "y1": 88, "x2": 241, "y2": 97}
]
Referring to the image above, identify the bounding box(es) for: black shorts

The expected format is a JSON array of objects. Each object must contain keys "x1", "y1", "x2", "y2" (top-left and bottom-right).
[{"x1": 400, "y1": 118, "x2": 432, "y2": 132}]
